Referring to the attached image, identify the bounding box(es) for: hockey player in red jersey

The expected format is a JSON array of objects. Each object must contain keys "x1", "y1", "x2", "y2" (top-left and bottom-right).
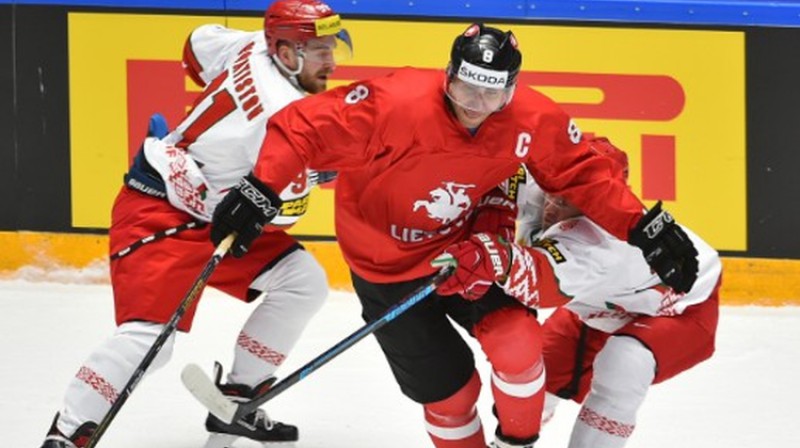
[
  {"x1": 39, "y1": 1, "x2": 352, "y2": 447},
  {"x1": 439, "y1": 138, "x2": 721, "y2": 448},
  {"x1": 206, "y1": 23, "x2": 700, "y2": 447}
]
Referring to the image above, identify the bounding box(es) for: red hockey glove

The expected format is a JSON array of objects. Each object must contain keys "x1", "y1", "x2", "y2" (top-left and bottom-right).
[
  {"x1": 432, "y1": 233, "x2": 512, "y2": 300},
  {"x1": 470, "y1": 187, "x2": 517, "y2": 242},
  {"x1": 629, "y1": 201, "x2": 699, "y2": 293}
]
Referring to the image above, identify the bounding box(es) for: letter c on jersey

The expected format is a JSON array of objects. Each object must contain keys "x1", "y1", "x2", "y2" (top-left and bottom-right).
[{"x1": 515, "y1": 132, "x2": 532, "y2": 158}]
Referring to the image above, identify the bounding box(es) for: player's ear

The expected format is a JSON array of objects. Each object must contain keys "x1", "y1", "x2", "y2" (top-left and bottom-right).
[{"x1": 275, "y1": 41, "x2": 299, "y2": 71}]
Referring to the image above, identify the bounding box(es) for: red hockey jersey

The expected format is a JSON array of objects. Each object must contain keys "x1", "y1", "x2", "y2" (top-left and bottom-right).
[{"x1": 254, "y1": 68, "x2": 644, "y2": 282}]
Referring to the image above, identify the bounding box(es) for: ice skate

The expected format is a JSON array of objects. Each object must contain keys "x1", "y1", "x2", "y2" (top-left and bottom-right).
[
  {"x1": 204, "y1": 408, "x2": 298, "y2": 446},
  {"x1": 489, "y1": 427, "x2": 538, "y2": 448},
  {"x1": 203, "y1": 363, "x2": 298, "y2": 446},
  {"x1": 40, "y1": 413, "x2": 97, "y2": 448}
]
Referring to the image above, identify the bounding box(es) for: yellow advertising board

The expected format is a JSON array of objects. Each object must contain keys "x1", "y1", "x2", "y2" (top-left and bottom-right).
[{"x1": 70, "y1": 14, "x2": 745, "y2": 250}]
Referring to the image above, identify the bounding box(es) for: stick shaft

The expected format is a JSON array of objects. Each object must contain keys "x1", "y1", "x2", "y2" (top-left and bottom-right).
[
  {"x1": 85, "y1": 234, "x2": 234, "y2": 447},
  {"x1": 231, "y1": 267, "x2": 454, "y2": 420}
]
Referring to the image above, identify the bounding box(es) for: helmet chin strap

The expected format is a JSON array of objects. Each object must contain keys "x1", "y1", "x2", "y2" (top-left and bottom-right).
[{"x1": 271, "y1": 50, "x2": 307, "y2": 93}]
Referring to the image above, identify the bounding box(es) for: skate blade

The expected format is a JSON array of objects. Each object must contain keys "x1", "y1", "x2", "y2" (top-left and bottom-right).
[
  {"x1": 202, "y1": 432, "x2": 238, "y2": 448},
  {"x1": 203, "y1": 431, "x2": 297, "y2": 447}
]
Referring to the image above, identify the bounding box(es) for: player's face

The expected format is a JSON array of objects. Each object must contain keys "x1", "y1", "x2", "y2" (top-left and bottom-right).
[
  {"x1": 446, "y1": 78, "x2": 513, "y2": 128},
  {"x1": 296, "y1": 36, "x2": 337, "y2": 93},
  {"x1": 542, "y1": 194, "x2": 582, "y2": 230},
  {"x1": 451, "y1": 101, "x2": 493, "y2": 129}
]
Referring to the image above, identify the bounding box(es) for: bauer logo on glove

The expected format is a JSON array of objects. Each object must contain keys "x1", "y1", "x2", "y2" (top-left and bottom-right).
[
  {"x1": 476, "y1": 233, "x2": 508, "y2": 278},
  {"x1": 432, "y1": 232, "x2": 512, "y2": 300}
]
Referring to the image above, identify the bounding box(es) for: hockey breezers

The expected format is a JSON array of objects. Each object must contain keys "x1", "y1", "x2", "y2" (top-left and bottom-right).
[
  {"x1": 110, "y1": 220, "x2": 203, "y2": 261},
  {"x1": 84, "y1": 233, "x2": 236, "y2": 448},
  {"x1": 181, "y1": 266, "x2": 455, "y2": 424}
]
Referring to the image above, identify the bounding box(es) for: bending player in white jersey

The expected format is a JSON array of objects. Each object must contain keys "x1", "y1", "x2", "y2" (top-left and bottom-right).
[
  {"x1": 40, "y1": 1, "x2": 352, "y2": 447},
  {"x1": 437, "y1": 138, "x2": 722, "y2": 447}
]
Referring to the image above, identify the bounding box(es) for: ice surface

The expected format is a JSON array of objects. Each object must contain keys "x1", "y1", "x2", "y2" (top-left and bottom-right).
[{"x1": 2, "y1": 275, "x2": 799, "y2": 447}]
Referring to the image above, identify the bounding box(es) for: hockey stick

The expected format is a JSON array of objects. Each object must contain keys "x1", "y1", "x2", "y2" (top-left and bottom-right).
[
  {"x1": 181, "y1": 265, "x2": 455, "y2": 424},
  {"x1": 110, "y1": 221, "x2": 203, "y2": 260},
  {"x1": 85, "y1": 233, "x2": 235, "y2": 448}
]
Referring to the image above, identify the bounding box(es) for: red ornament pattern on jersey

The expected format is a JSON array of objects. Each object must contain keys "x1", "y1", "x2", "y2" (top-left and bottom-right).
[
  {"x1": 505, "y1": 244, "x2": 541, "y2": 308},
  {"x1": 76, "y1": 366, "x2": 119, "y2": 404},
  {"x1": 657, "y1": 285, "x2": 682, "y2": 316},
  {"x1": 237, "y1": 332, "x2": 286, "y2": 367},
  {"x1": 165, "y1": 147, "x2": 208, "y2": 216},
  {"x1": 578, "y1": 405, "x2": 635, "y2": 438}
]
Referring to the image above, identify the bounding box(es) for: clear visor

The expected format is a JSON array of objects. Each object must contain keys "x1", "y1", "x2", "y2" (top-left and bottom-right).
[
  {"x1": 300, "y1": 29, "x2": 353, "y2": 64},
  {"x1": 446, "y1": 77, "x2": 515, "y2": 114},
  {"x1": 541, "y1": 194, "x2": 582, "y2": 231}
]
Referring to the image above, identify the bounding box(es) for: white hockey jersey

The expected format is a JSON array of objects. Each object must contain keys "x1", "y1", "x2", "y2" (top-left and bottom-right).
[
  {"x1": 512, "y1": 165, "x2": 545, "y2": 245},
  {"x1": 142, "y1": 25, "x2": 316, "y2": 226},
  {"x1": 509, "y1": 170, "x2": 722, "y2": 333}
]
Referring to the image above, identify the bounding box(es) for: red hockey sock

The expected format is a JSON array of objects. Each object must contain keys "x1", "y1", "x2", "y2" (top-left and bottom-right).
[
  {"x1": 475, "y1": 307, "x2": 545, "y2": 440},
  {"x1": 423, "y1": 370, "x2": 486, "y2": 448}
]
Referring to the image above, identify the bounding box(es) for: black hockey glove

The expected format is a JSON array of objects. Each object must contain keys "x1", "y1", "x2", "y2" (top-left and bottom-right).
[
  {"x1": 211, "y1": 173, "x2": 282, "y2": 258},
  {"x1": 628, "y1": 201, "x2": 699, "y2": 293}
]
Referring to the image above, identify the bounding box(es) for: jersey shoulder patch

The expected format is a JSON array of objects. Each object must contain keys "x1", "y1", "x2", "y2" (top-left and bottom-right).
[{"x1": 532, "y1": 238, "x2": 567, "y2": 264}]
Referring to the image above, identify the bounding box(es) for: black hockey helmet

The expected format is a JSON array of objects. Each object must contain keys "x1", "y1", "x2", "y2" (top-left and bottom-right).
[
  {"x1": 445, "y1": 24, "x2": 521, "y2": 115},
  {"x1": 447, "y1": 23, "x2": 522, "y2": 89}
]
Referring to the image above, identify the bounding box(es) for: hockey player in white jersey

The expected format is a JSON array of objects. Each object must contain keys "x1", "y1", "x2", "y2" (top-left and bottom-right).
[
  {"x1": 436, "y1": 138, "x2": 722, "y2": 448},
  {"x1": 40, "y1": 1, "x2": 352, "y2": 447}
]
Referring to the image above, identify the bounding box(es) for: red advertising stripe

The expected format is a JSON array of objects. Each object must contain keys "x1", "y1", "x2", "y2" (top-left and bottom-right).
[
  {"x1": 641, "y1": 134, "x2": 676, "y2": 201},
  {"x1": 518, "y1": 72, "x2": 684, "y2": 120},
  {"x1": 126, "y1": 60, "x2": 200, "y2": 162},
  {"x1": 126, "y1": 63, "x2": 683, "y2": 202},
  {"x1": 333, "y1": 68, "x2": 686, "y2": 121}
]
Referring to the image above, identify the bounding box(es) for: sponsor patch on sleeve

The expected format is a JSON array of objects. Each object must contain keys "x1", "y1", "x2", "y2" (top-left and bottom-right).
[
  {"x1": 280, "y1": 195, "x2": 310, "y2": 217},
  {"x1": 532, "y1": 238, "x2": 566, "y2": 264}
]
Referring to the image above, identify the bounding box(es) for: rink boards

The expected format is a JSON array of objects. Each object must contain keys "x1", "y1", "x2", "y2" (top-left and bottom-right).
[
  {"x1": 1, "y1": 3, "x2": 799, "y2": 303},
  {"x1": 1, "y1": 231, "x2": 798, "y2": 306}
]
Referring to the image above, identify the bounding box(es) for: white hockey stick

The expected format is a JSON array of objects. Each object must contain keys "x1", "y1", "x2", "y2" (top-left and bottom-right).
[{"x1": 181, "y1": 364, "x2": 239, "y2": 423}]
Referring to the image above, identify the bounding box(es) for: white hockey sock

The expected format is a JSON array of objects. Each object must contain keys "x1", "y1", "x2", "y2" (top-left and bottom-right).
[
  {"x1": 57, "y1": 321, "x2": 174, "y2": 436},
  {"x1": 228, "y1": 249, "x2": 328, "y2": 387},
  {"x1": 542, "y1": 392, "x2": 562, "y2": 426},
  {"x1": 568, "y1": 336, "x2": 655, "y2": 448}
]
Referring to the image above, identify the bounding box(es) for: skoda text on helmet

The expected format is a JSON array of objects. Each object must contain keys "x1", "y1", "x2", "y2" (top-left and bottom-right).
[
  {"x1": 264, "y1": 0, "x2": 353, "y2": 75},
  {"x1": 446, "y1": 23, "x2": 522, "y2": 114}
]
